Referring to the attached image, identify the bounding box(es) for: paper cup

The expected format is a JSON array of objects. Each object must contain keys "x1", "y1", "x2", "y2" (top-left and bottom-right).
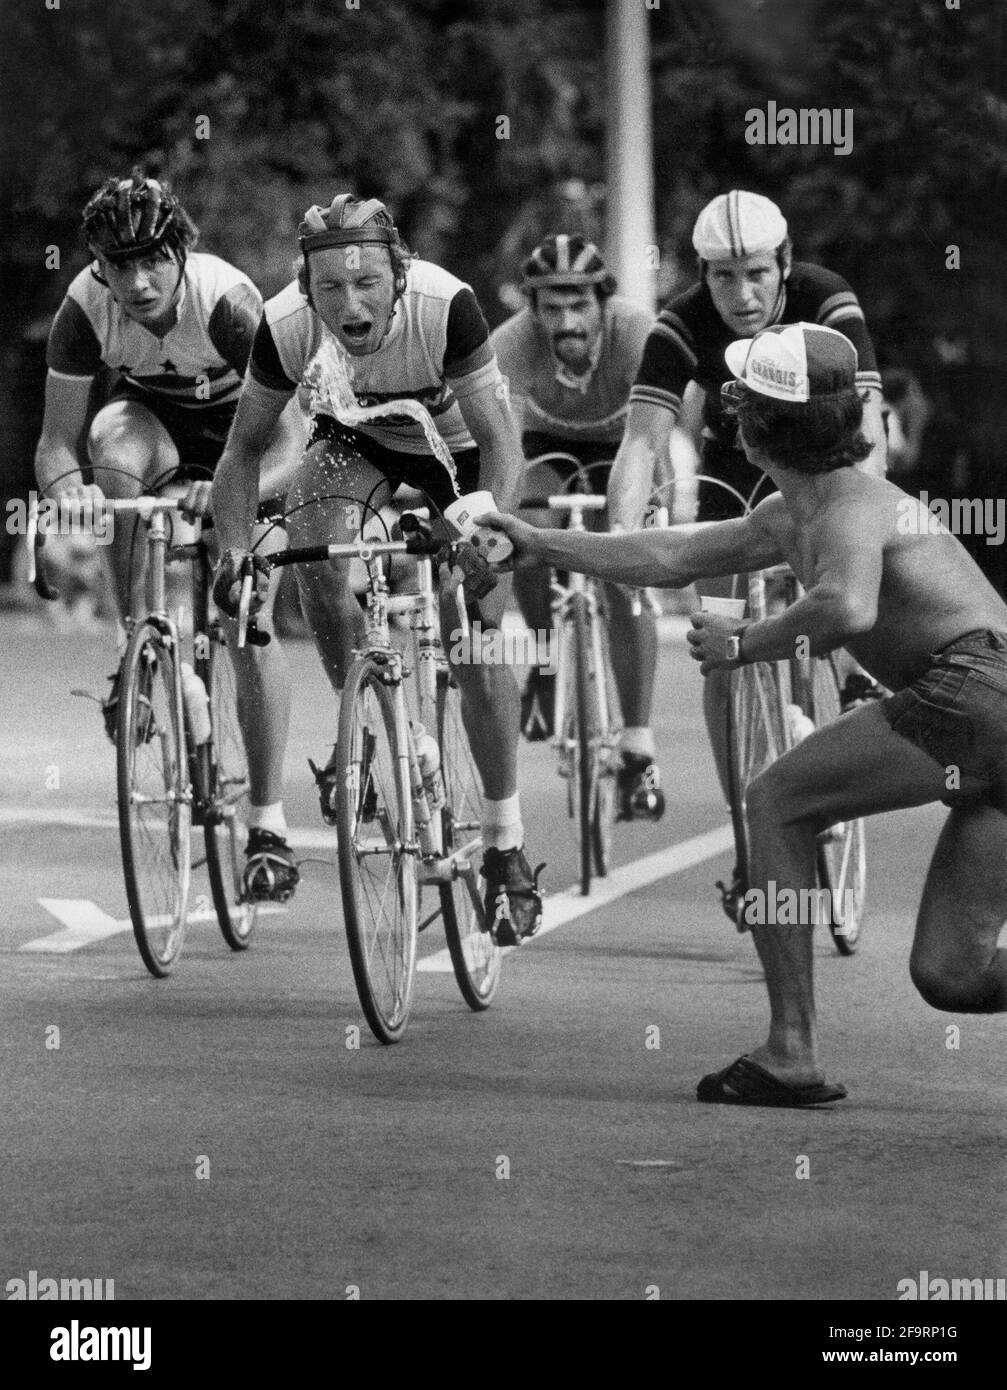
[
  {"x1": 699, "y1": 595, "x2": 747, "y2": 618},
  {"x1": 445, "y1": 490, "x2": 513, "y2": 562}
]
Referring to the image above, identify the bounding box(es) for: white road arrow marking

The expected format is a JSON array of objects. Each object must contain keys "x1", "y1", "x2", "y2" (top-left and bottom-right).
[{"x1": 22, "y1": 899, "x2": 284, "y2": 953}]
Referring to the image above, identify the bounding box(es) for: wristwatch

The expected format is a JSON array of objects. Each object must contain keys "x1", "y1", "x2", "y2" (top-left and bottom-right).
[{"x1": 725, "y1": 625, "x2": 749, "y2": 665}]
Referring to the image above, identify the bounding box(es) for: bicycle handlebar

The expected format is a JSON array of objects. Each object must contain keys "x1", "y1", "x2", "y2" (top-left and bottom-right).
[
  {"x1": 236, "y1": 513, "x2": 471, "y2": 649},
  {"x1": 520, "y1": 494, "x2": 608, "y2": 511},
  {"x1": 27, "y1": 495, "x2": 184, "y2": 602}
]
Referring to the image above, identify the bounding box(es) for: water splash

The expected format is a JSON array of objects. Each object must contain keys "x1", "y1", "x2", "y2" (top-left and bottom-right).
[{"x1": 304, "y1": 327, "x2": 461, "y2": 499}]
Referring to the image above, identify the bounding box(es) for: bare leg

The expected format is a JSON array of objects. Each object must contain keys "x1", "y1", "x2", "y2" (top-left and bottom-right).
[
  {"x1": 909, "y1": 804, "x2": 1007, "y2": 1011},
  {"x1": 739, "y1": 702, "x2": 979, "y2": 1085},
  {"x1": 209, "y1": 522, "x2": 291, "y2": 808},
  {"x1": 88, "y1": 401, "x2": 179, "y2": 620},
  {"x1": 606, "y1": 582, "x2": 656, "y2": 726},
  {"x1": 287, "y1": 442, "x2": 391, "y2": 692},
  {"x1": 694, "y1": 573, "x2": 740, "y2": 800},
  {"x1": 441, "y1": 576, "x2": 519, "y2": 801}
]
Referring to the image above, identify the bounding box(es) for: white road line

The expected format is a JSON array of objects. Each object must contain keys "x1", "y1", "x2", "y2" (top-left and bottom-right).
[
  {"x1": 22, "y1": 898, "x2": 284, "y2": 953},
  {"x1": 417, "y1": 824, "x2": 734, "y2": 972}
]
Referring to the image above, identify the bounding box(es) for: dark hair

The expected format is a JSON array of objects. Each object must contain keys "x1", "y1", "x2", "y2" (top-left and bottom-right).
[
  {"x1": 527, "y1": 281, "x2": 616, "y2": 313},
  {"x1": 698, "y1": 236, "x2": 792, "y2": 284},
  {"x1": 735, "y1": 384, "x2": 872, "y2": 474}
]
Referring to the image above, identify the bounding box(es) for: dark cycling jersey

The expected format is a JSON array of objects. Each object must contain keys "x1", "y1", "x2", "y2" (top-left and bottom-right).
[{"x1": 631, "y1": 261, "x2": 881, "y2": 441}]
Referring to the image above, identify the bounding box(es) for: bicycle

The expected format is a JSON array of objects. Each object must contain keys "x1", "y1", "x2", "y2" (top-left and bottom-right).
[
  {"x1": 647, "y1": 475, "x2": 866, "y2": 955},
  {"x1": 724, "y1": 564, "x2": 866, "y2": 955},
  {"x1": 521, "y1": 455, "x2": 625, "y2": 896},
  {"x1": 236, "y1": 510, "x2": 500, "y2": 1043},
  {"x1": 30, "y1": 495, "x2": 257, "y2": 976}
]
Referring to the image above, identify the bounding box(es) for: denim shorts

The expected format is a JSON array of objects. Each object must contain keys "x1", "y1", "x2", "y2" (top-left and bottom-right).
[{"x1": 881, "y1": 629, "x2": 1007, "y2": 810}]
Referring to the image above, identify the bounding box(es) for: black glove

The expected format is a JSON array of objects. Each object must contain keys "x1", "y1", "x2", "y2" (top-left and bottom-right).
[
  {"x1": 212, "y1": 549, "x2": 271, "y2": 618},
  {"x1": 436, "y1": 540, "x2": 498, "y2": 602}
]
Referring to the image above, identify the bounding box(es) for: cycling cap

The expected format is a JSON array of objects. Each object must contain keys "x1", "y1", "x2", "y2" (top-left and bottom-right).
[
  {"x1": 725, "y1": 323, "x2": 858, "y2": 404},
  {"x1": 83, "y1": 174, "x2": 186, "y2": 262},
  {"x1": 299, "y1": 194, "x2": 398, "y2": 254},
  {"x1": 522, "y1": 234, "x2": 615, "y2": 291},
  {"x1": 692, "y1": 190, "x2": 788, "y2": 260}
]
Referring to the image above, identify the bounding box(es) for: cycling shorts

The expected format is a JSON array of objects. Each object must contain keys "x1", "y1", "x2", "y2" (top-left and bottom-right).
[
  {"x1": 698, "y1": 434, "x2": 774, "y2": 522},
  {"x1": 522, "y1": 432, "x2": 616, "y2": 494},
  {"x1": 104, "y1": 378, "x2": 235, "y2": 482},
  {"x1": 881, "y1": 629, "x2": 1007, "y2": 811},
  {"x1": 308, "y1": 418, "x2": 481, "y2": 517}
]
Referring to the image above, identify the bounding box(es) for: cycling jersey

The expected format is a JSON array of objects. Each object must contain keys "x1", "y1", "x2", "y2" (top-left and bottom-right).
[
  {"x1": 247, "y1": 259, "x2": 496, "y2": 455},
  {"x1": 631, "y1": 261, "x2": 882, "y2": 440},
  {"x1": 46, "y1": 253, "x2": 261, "y2": 409},
  {"x1": 490, "y1": 295, "x2": 652, "y2": 447}
]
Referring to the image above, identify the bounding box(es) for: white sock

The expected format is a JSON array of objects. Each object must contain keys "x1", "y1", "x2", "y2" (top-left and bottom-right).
[
  {"x1": 482, "y1": 793, "x2": 523, "y2": 852},
  {"x1": 620, "y1": 726, "x2": 656, "y2": 760},
  {"x1": 248, "y1": 802, "x2": 287, "y2": 837}
]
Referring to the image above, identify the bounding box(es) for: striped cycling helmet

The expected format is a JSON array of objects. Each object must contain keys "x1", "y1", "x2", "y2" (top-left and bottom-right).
[
  {"x1": 82, "y1": 171, "x2": 196, "y2": 262},
  {"x1": 297, "y1": 193, "x2": 410, "y2": 299},
  {"x1": 521, "y1": 234, "x2": 616, "y2": 294},
  {"x1": 692, "y1": 191, "x2": 788, "y2": 261}
]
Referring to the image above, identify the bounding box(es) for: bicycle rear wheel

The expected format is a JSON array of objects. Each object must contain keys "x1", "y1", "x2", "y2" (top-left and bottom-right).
[
  {"x1": 588, "y1": 592, "x2": 621, "y2": 880},
  {"x1": 565, "y1": 592, "x2": 595, "y2": 895},
  {"x1": 203, "y1": 623, "x2": 257, "y2": 951},
  {"x1": 725, "y1": 661, "x2": 788, "y2": 926},
  {"x1": 437, "y1": 669, "x2": 501, "y2": 1009},
  {"x1": 334, "y1": 657, "x2": 418, "y2": 1043},
  {"x1": 117, "y1": 620, "x2": 192, "y2": 976},
  {"x1": 804, "y1": 656, "x2": 867, "y2": 954}
]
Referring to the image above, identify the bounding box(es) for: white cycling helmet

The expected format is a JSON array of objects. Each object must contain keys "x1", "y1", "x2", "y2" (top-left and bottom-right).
[{"x1": 692, "y1": 190, "x2": 788, "y2": 261}]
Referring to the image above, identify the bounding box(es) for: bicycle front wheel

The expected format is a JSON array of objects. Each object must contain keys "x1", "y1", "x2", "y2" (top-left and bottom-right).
[
  {"x1": 334, "y1": 657, "x2": 418, "y2": 1043},
  {"x1": 564, "y1": 592, "x2": 595, "y2": 896},
  {"x1": 437, "y1": 669, "x2": 501, "y2": 1010},
  {"x1": 117, "y1": 620, "x2": 192, "y2": 977},
  {"x1": 203, "y1": 623, "x2": 257, "y2": 951},
  {"x1": 805, "y1": 656, "x2": 867, "y2": 954},
  {"x1": 725, "y1": 661, "x2": 788, "y2": 924}
]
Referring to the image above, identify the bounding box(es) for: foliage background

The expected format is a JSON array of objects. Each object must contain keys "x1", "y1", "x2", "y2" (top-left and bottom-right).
[{"x1": 2, "y1": 0, "x2": 1004, "y2": 571}]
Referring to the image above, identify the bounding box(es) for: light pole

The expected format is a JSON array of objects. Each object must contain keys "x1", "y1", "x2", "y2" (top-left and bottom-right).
[{"x1": 605, "y1": 0, "x2": 657, "y2": 312}]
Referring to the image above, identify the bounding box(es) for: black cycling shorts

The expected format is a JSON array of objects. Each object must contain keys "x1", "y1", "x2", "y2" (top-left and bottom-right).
[
  {"x1": 698, "y1": 435, "x2": 774, "y2": 522},
  {"x1": 522, "y1": 431, "x2": 618, "y2": 494},
  {"x1": 103, "y1": 378, "x2": 235, "y2": 483},
  {"x1": 308, "y1": 417, "x2": 480, "y2": 517}
]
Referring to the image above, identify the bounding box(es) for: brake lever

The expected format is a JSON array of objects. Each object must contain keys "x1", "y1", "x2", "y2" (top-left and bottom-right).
[{"x1": 27, "y1": 499, "x2": 59, "y2": 601}]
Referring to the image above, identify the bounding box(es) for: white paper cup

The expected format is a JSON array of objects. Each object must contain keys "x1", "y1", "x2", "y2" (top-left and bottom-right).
[
  {"x1": 699, "y1": 595, "x2": 747, "y2": 618},
  {"x1": 445, "y1": 490, "x2": 513, "y2": 562}
]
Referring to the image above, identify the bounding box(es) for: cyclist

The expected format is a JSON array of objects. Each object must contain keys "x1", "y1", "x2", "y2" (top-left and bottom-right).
[
  {"x1": 490, "y1": 234, "x2": 667, "y2": 820},
  {"x1": 480, "y1": 321, "x2": 1007, "y2": 1106},
  {"x1": 34, "y1": 170, "x2": 303, "y2": 902},
  {"x1": 210, "y1": 194, "x2": 544, "y2": 946},
  {"x1": 609, "y1": 191, "x2": 886, "y2": 902}
]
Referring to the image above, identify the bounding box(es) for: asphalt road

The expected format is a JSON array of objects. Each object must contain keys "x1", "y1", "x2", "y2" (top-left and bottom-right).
[{"x1": 1, "y1": 612, "x2": 1004, "y2": 1301}]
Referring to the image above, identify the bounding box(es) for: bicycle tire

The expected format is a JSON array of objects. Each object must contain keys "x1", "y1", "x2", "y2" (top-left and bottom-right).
[
  {"x1": 725, "y1": 661, "x2": 789, "y2": 925},
  {"x1": 334, "y1": 657, "x2": 418, "y2": 1044},
  {"x1": 803, "y1": 656, "x2": 867, "y2": 955},
  {"x1": 117, "y1": 620, "x2": 192, "y2": 977},
  {"x1": 203, "y1": 623, "x2": 257, "y2": 951},
  {"x1": 589, "y1": 592, "x2": 621, "y2": 880},
  {"x1": 570, "y1": 592, "x2": 594, "y2": 896},
  {"x1": 437, "y1": 669, "x2": 501, "y2": 1009}
]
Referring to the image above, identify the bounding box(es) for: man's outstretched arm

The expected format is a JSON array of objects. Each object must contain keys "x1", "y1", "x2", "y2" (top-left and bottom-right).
[{"x1": 478, "y1": 505, "x2": 784, "y2": 589}]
